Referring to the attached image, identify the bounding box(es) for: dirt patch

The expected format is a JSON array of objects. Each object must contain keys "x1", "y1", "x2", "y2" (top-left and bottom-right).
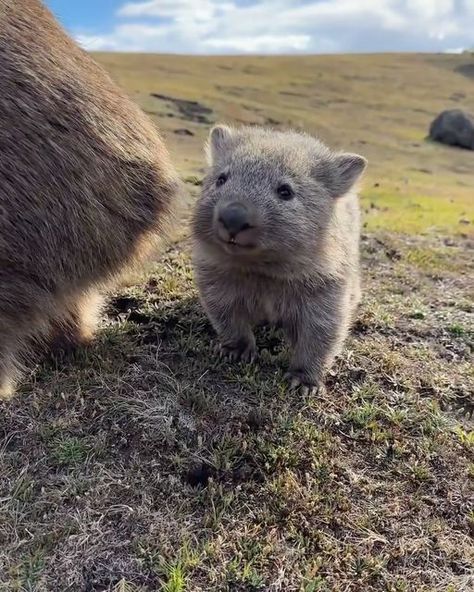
[{"x1": 150, "y1": 93, "x2": 214, "y2": 124}]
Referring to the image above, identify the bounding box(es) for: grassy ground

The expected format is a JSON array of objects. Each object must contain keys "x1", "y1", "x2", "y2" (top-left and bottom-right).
[{"x1": 1, "y1": 53, "x2": 473, "y2": 591}]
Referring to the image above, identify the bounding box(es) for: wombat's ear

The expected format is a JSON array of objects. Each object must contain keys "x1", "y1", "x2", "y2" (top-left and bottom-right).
[
  {"x1": 206, "y1": 125, "x2": 234, "y2": 165},
  {"x1": 330, "y1": 153, "x2": 367, "y2": 197}
]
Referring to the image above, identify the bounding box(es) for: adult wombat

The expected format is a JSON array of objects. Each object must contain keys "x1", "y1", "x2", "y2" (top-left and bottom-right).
[{"x1": 0, "y1": 0, "x2": 181, "y2": 398}]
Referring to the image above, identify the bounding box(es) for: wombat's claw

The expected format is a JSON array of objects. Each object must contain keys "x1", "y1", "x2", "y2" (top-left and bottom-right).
[
  {"x1": 285, "y1": 372, "x2": 320, "y2": 397},
  {"x1": 217, "y1": 342, "x2": 256, "y2": 363}
]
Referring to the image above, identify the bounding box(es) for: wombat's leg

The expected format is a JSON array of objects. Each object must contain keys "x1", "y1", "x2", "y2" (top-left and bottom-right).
[
  {"x1": 0, "y1": 340, "x2": 20, "y2": 400},
  {"x1": 215, "y1": 313, "x2": 256, "y2": 363},
  {"x1": 284, "y1": 288, "x2": 349, "y2": 396},
  {"x1": 49, "y1": 290, "x2": 103, "y2": 356},
  {"x1": 219, "y1": 334, "x2": 256, "y2": 363},
  {"x1": 349, "y1": 271, "x2": 362, "y2": 319},
  {"x1": 203, "y1": 299, "x2": 256, "y2": 363},
  {"x1": 0, "y1": 370, "x2": 16, "y2": 400}
]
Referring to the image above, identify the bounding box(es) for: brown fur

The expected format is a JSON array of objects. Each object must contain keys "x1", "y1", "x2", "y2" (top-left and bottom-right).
[
  {"x1": 0, "y1": 0, "x2": 181, "y2": 398},
  {"x1": 192, "y1": 125, "x2": 367, "y2": 394}
]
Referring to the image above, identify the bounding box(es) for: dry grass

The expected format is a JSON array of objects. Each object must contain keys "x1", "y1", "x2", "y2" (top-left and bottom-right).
[{"x1": 1, "y1": 53, "x2": 473, "y2": 591}]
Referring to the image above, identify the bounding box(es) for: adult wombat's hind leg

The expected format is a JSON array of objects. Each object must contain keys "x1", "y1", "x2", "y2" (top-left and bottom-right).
[{"x1": 49, "y1": 289, "x2": 104, "y2": 357}]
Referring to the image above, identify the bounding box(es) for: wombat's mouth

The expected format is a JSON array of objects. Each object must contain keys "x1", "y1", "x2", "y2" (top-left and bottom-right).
[
  {"x1": 218, "y1": 237, "x2": 257, "y2": 253},
  {"x1": 213, "y1": 204, "x2": 260, "y2": 253}
]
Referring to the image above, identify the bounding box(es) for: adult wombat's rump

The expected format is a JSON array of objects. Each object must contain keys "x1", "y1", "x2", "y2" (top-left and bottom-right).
[
  {"x1": 0, "y1": 0, "x2": 181, "y2": 398},
  {"x1": 192, "y1": 125, "x2": 367, "y2": 395}
]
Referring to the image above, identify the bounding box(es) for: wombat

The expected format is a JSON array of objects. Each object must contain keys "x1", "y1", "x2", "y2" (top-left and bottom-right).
[
  {"x1": 0, "y1": 0, "x2": 181, "y2": 399},
  {"x1": 192, "y1": 125, "x2": 367, "y2": 395}
]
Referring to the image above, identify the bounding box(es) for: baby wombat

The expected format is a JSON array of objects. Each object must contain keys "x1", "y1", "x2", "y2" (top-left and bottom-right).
[
  {"x1": 0, "y1": 0, "x2": 180, "y2": 398},
  {"x1": 192, "y1": 125, "x2": 367, "y2": 394}
]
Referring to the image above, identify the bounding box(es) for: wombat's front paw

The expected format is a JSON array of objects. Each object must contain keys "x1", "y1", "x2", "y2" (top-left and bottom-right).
[
  {"x1": 285, "y1": 370, "x2": 321, "y2": 397},
  {"x1": 216, "y1": 339, "x2": 257, "y2": 363}
]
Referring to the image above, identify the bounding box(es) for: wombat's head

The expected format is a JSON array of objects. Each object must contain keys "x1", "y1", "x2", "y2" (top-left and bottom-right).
[{"x1": 193, "y1": 125, "x2": 366, "y2": 265}]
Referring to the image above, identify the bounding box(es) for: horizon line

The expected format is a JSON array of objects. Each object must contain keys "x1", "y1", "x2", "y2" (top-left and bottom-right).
[{"x1": 88, "y1": 49, "x2": 473, "y2": 57}]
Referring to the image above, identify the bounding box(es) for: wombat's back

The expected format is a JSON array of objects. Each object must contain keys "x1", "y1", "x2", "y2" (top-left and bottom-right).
[{"x1": 0, "y1": 0, "x2": 179, "y2": 319}]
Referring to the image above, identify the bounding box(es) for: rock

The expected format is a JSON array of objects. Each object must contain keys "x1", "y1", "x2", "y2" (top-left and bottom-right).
[
  {"x1": 429, "y1": 109, "x2": 474, "y2": 150},
  {"x1": 174, "y1": 128, "x2": 194, "y2": 136},
  {"x1": 150, "y1": 93, "x2": 213, "y2": 124},
  {"x1": 456, "y1": 64, "x2": 474, "y2": 80}
]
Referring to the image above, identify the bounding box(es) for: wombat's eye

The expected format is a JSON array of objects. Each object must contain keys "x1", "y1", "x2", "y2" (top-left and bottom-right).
[
  {"x1": 216, "y1": 173, "x2": 228, "y2": 187},
  {"x1": 277, "y1": 183, "x2": 294, "y2": 200}
]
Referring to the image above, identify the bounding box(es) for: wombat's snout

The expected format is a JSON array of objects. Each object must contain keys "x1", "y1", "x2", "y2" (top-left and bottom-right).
[
  {"x1": 218, "y1": 203, "x2": 250, "y2": 236},
  {"x1": 215, "y1": 202, "x2": 258, "y2": 250}
]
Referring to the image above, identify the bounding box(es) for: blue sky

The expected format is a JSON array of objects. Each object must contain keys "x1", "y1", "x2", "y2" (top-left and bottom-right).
[{"x1": 44, "y1": 0, "x2": 474, "y2": 55}]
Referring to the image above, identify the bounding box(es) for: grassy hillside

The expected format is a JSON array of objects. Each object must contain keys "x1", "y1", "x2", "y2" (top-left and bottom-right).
[
  {"x1": 96, "y1": 52, "x2": 474, "y2": 236},
  {"x1": 1, "y1": 54, "x2": 473, "y2": 592}
]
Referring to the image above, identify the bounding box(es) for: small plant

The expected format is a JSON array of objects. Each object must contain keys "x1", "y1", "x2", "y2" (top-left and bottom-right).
[
  {"x1": 112, "y1": 579, "x2": 144, "y2": 592},
  {"x1": 344, "y1": 401, "x2": 379, "y2": 428},
  {"x1": 20, "y1": 552, "x2": 45, "y2": 591},
  {"x1": 160, "y1": 561, "x2": 187, "y2": 592},
  {"x1": 454, "y1": 427, "x2": 474, "y2": 449},
  {"x1": 409, "y1": 309, "x2": 426, "y2": 320},
  {"x1": 447, "y1": 324, "x2": 465, "y2": 337},
  {"x1": 302, "y1": 576, "x2": 327, "y2": 592},
  {"x1": 50, "y1": 436, "x2": 89, "y2": 466},
  {"x1": 227, "y1": 557, "x2": 265, "y2": 590},
  {"x1": 152, "y1": 542, "x2": 201, "y2": 592},
  {"x1": 408, "y1": 460, "x2": 432, "y2": 482},
  {"x1": 468, "y1": 464, "x2": 474, "y2": 479}
]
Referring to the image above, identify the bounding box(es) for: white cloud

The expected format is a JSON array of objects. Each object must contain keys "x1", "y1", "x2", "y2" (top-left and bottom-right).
[
  {"x1": 118, "y1": 0, "x2": 236, "y2": 21},
  {"x1": 74, "y1": 0, "x2": 474, "y2": 54},
  {"x1": 118, "y1": 0, "x2": 196, "y2": 17},
  {"x1": 76, "y1": 34, "x2": 119, "y2": 51},
  {"x1": 445, "y1": 47, "x2": 466, "y2": 54},
  {"x1": 203, "y1": 34, "x2": 312, "y2": 53}
]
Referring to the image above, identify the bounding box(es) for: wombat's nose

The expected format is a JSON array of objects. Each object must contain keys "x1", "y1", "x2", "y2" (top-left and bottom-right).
[{"x1": 218, "y1": 203, "x2": 250, "y2": 236}]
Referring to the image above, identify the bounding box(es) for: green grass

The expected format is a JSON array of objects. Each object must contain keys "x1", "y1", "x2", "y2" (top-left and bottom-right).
[
  {"x1": 362, "y1": 188, "x2": 473, "y2": 234},
  {"x1": 49, "y1": 435, "x2": 89, "y2": 466},
  {"x1": 159, "y1": 562, "x2": 187, "y2": 592}
]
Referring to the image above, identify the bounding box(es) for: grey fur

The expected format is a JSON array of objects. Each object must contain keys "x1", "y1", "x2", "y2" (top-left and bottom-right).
[{"x1": 192, "y1": 125, "x2": 367, "y2": 394}]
